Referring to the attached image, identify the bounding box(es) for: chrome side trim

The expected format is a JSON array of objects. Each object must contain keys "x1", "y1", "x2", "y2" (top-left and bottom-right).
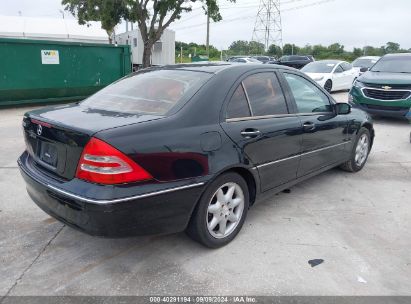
[
  {"x1": 242, "y1": 81, "x2": 254, "y2": 116},
  {"x1": 256, "y1": 141, "x2": 351, "y2": 169},
  {"x1": 257, "y1": 154, "x2": 300, "y2": 169},
  {"x1": 47, "y1": 182, "x2": 205, "y2": 205},
  {"x1": 226, "y1": 113, "x2": 297, "y2": 122},
  {"x1": 19, "y1": 157, "x2": 206, "y2": 205}
]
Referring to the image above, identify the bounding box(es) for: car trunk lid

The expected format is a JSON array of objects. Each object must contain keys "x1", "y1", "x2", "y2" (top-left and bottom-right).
[{"x1": 23, "y1": 103, "x2": 163, "y2": 180}]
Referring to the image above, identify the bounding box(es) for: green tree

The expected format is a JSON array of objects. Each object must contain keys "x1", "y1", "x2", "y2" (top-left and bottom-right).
[
  {"x1": 327, "y1": 43, "x2": 344, "y2": 55},
  {"x1": 282, "y1": 44, "x2": 299, "y2": 55},
  {"x1": 267, "y1": 44, "x2": 282, "y2": 57},
  {"x1": 249, "y1": 41, "x2": 265, "y2": 55},
  {"x1": 299, "y1": 44, "x2": 313, "y2": 56},
  {"x1": 312, "y1": 44, "x2": 328, "y2": 58},
  {"x1": 353, "y1": 48, "x2": 363, "y2": 58},
  {"x1": 62, "y1": 0, "x2": 129, "y2": 44},
  {"x1": 385, "y1": 42, "x2": 400, "y2": 53},
  {"x1": 62, "y1": 0, "x2": 235, "y2": 67},
  {"x1": 228, "y1": 40, "x2": 250, "y2": 55}
]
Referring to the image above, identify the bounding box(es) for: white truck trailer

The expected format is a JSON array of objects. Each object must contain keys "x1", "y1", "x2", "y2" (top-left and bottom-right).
[{"x1": 116, "y1": 28, "x2": 175, "y2": 69}]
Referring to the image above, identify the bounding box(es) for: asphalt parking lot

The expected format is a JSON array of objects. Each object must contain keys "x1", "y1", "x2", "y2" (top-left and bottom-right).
[{"x1": 1, "y1": 92, "x2": 411, "y2": 296}]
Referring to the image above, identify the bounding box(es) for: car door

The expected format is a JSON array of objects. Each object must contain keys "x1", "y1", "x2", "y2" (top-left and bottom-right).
[
  {"x1": 281, "y1": 72, "x2": 350, "y2": 177},
  {"x1": 341, "y1": 62, "x2": 356, "y2": 88},
  {"x1": 332, "y1": 64, "x2": 345, "y2": 90},
  {"x1": 220, "y1": 71, "x2": 303, "y2": 192}
]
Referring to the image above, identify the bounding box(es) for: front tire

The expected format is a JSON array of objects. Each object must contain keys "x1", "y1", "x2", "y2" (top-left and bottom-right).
[
  {"x1": 324, "y1": 80, "x2": 333, "y2": 93},
  {"x1": 186, "y1": 172, "x2": 249, "y2": 248},
  {"x1": 340, "y1": 128, "x2": 371, "y2": 172}
]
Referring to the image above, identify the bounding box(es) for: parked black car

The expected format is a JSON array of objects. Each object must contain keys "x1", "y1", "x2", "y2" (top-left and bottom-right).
[
  {"x1": 268, "y1": 55, "x2": 314, "y2": 69},
  {"x1": 252, "y1": 56, "x2": 272, "y2": 63},
  {"x1": 18, "y1": 63, "x2": 374, "y2": 248}
]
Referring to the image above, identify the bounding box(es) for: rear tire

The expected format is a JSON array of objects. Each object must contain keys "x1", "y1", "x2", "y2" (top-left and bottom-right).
[
  {"x1": 186, "y1": 172, "x2": 249, "y2": 248},
  {"x1": 340, "y1": 128, "x2": 371, "y2": 172},
  {"x1": 324, "y1": 80, "x2": 333, "y2": 92}
]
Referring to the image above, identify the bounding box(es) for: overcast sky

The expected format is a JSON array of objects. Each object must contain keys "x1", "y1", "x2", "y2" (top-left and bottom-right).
[{"x1": 1, "y1": 0, "x2": 410, "y2": 51}]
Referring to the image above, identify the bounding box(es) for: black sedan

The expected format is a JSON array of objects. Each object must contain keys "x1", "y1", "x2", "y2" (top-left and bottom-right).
[
  {"x1": 18, "y1": 63, "x2": 374, "y2": 248},
  {"x1": 268, "y1": 55, "x2": 314, "y2": 69}
]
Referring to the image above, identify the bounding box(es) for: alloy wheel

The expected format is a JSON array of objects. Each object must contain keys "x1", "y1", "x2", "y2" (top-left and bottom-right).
[
  {"x1": 206, "y1": 182, "x2": 245, "y2": 239},
  {"x1": 355, "y1": 134, "x2": 369, "y2": 166}
]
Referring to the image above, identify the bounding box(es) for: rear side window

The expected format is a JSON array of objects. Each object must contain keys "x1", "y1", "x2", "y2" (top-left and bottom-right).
[
  {"x1": 81, "y1": 70, "x2": 212, "y2": 115},
  {"x1": 226, "y1": 85, "x2": 251, "y2": 119},
  {"x1": 242, "y1": 73, "x2": 288, "y2": 116}
]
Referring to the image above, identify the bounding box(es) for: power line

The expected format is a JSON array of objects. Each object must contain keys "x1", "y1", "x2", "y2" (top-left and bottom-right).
[{"x1": 173, "y1": 0, "x2": 337, "y2": 33}]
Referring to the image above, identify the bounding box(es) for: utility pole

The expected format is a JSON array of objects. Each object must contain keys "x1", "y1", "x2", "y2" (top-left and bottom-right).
[
  {"x1": 206, "y1": 13, "x2": 210, "y2": 58},
  {"x1": 252, "y1": 0, "x2": 283, "y2": 52}
]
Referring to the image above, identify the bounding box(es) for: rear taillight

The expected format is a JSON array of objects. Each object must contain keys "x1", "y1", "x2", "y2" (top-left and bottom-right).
[{"x1": 75, "y1": 137, "x2": 152, "y2": 184}]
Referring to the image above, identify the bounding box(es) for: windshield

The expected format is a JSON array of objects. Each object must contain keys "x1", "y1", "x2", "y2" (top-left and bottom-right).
[
  {"x1": 81, "y1": 70, "x2": 212, "y2": 115},
  {"x1": 371, "y1": 56, "x2": 411, "y2": 73},
  {"x1": 301, "y1": 62, "x2": 337, "y2": 73},
  {"x1": 353, "y1": 58, "x2": 379, "y2": 68}
]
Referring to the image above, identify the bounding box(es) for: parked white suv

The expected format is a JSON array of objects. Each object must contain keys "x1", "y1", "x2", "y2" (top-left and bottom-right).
[{"x1": 352, "y1": 56, "x2": 381, "y2": 75}]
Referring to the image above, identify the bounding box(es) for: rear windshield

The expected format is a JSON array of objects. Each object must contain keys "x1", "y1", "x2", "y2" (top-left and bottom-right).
[
  {"x1": 352, "y1": 58, "x2": 379, "y2": 68},
  {"x1": 81, "y1": 69, "x2": 212, "y2": 115},
  {"x1": 370, "y1": 56, "x2": 411, "y2": 73}
]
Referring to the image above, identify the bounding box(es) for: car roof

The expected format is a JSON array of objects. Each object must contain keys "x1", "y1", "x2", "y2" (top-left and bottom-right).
[
  {"x1": 383, "y1": 53, "x2": 411, "y2": 58},
  {"x1": 312, "y1": 60, "x2": 344, "y2": 64},
  {"x1": 151, "y1": 62, "x2": 296, "y2": 74},
  {"x1": 357, "y1": 56, "x2": 380, "y2": 59}
]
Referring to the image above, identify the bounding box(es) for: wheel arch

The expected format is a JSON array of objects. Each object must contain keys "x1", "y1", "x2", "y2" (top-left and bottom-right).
[
  {"x1": 226, "y1": 167, "x2": 257, "y2": 206},
  {"x1": 361, "y1": 122, "x2": 375, "y2": 148},
  {"x1": 201, "y1": 166, "x2": 258, "y2": 208}
]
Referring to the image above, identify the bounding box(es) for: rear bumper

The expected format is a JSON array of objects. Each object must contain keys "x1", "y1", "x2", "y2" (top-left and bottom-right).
[{"x1": 18, "y1": 152, "x2": 207, "y2": 237}]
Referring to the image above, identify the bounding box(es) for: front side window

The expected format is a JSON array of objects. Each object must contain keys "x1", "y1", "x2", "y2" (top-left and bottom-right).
[
  {"x1": 81, "y1": 70, "x2": 212, "y2": 115},
  {"x1": 242, "y1": 73, "x2": 288, "y2": 116},
  {"x1": 341, "y1": 62, "x2": 352, "y2": 71},
  {"x1": 334, "y1": 65, "x2": 344, "y2": 73},
  {"x1": 284, "y1": 73, "x2": 332, "y2": 114}
]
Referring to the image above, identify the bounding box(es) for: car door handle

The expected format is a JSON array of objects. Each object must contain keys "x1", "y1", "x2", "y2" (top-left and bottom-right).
[
  {"x1": 303, "y1": 122, "x2": 316, "y2": 132},
  {"x1": 241, "y1": 129, "x2": 261, "y2": 138}
]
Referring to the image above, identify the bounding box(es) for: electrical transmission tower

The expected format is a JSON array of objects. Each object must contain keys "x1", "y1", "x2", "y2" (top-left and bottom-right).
[{"x1": 252, "y1": 0, "x2": 283, "y2": 52}]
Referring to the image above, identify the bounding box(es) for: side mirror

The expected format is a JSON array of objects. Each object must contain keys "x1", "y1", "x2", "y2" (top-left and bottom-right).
[
  {"x1": 360, "y1": 67, "x2": 369, "y2": 73},
  {"x1": 335, "y1": 103, "x2": 351, "y2": 115}
]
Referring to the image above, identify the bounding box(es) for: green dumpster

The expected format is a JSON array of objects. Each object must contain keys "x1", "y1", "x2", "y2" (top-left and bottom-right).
[{"x1": 0, "y1": 38, "x2": 131, "y2": 107}]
